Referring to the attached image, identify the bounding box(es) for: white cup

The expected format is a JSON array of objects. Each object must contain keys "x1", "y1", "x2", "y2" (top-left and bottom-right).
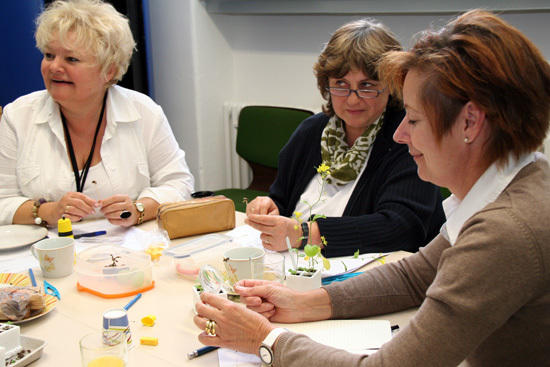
[
  {"x1": 223, "y1": 247, "x2": 265, "y2": 283},
  {"x1": 31, "y1": 237, "x2": 75, "y2": 278}
]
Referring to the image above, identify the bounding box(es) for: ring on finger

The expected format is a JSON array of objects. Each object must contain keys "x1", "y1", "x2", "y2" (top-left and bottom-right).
[
  {"x1": 65, "y1": 205, "x2": 71, "y2": 213},
  {"x1": 205, "y1": 319, "x2": 217, "y2": 336}
]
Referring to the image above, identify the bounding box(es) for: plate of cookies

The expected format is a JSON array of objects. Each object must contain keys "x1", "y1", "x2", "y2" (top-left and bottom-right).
[{"x1": 0, "y1": 273, "x2": 57, "y2": 324}]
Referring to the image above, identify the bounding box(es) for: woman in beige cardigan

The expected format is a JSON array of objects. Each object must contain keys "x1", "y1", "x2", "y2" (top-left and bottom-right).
[{"x1": 193, "y1": 10, "x2": 550, "y2": 366}]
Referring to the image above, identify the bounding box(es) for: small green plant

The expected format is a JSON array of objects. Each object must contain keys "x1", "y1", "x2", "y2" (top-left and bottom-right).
[{"x1": 289, "y1": 163, "x2": 332, "y2": 274}]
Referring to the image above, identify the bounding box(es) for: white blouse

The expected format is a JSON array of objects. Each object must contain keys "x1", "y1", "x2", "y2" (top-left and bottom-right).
[
  {"x1": 0, "y1": 85, "x2": 194, "y2": 224},
  {"x1": 294, "y1": 150, "x2": 371, "y2": 219}
]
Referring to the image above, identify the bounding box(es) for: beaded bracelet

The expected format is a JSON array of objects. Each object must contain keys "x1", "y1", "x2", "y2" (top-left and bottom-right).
[{"x1": 32, "y1": 198, "x2": 48, "y2": 226}]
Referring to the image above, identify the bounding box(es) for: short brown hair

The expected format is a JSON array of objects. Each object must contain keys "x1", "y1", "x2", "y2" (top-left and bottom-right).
[
  {"x1": 379, "y1": 9, "x2": 550, "y2": 166},
  {"x1": 314, "y1": 18, "x2": 401, "y2": 117}
]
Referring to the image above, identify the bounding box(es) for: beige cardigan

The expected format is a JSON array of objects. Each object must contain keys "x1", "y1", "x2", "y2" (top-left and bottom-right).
[{"x1": 274, "y1": 159, "x2": 550, "y2": 366}]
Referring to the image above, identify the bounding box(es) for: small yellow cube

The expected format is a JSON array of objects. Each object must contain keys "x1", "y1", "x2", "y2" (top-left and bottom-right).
[{"x1": 140, "y1": 337, "x2": 158, "y2": 346}]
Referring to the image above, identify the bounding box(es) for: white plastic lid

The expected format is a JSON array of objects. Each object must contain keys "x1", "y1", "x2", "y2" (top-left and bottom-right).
[{"x1": 164, "y1": 234, "x2": 231, "y2": 259}]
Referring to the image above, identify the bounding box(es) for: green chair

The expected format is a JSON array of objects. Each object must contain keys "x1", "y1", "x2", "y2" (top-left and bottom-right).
[{"x1": 216, "y1": 106, "x2": 314, "y2": 212}]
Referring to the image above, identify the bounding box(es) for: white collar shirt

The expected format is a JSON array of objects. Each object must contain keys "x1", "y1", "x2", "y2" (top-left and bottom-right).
[
  {"x1": 0, "y1": 85, "x2": 194, "y2": 224},
  {"x1": 441, "y1": 151, "x2": 543, "y2": 245}
]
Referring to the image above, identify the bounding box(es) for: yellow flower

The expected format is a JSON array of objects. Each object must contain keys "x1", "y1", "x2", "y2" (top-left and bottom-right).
[
  {"x1": 294, "y1": 211, "x2": 302, "y2": 218},
  {"x1": 321, "y1": 236, "x2": 328, "y2": 246},
  {"x1": 317, "y1": 163, "x2": 331, "y2": 174}
]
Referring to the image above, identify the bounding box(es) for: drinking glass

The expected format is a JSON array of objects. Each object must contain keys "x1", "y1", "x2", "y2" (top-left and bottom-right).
[
  {"x1": 80, "y1": 332, "x2": 127, "y2": 367},
  {"x1": 256, "y1": 251, "x2": 285, "y2": 283}
]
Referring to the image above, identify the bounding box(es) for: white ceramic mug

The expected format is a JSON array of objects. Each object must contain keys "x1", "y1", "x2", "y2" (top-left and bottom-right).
[
  {"x1": 223, "y1": 247, "x2": 265, "y2": 283},
  {"x1": 31, "y1": 237, "x2": 74, "y2": 278}
]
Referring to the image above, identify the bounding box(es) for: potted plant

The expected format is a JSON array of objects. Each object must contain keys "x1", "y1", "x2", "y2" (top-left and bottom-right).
[{"x1": 285, "y1": 163, "x2": 331, "y2": 291}]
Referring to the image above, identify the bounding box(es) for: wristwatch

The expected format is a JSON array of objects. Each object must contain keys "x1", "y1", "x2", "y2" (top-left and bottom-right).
[
  {"x1": 133, "y1": 201, "x2": 145, "y2": 225},
  {"x1": 259, "y1": 328, "x2": 287, "y2": 366}
]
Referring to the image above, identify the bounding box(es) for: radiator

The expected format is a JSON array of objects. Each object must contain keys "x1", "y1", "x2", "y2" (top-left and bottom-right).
[{"x1": 223, "y1": 102, "x2": 252, "y2": 188}]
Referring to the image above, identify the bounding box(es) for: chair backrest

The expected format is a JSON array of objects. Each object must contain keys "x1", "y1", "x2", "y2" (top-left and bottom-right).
[{"x1": 236, "y1": 105, "x2": 314, "y2": 168}]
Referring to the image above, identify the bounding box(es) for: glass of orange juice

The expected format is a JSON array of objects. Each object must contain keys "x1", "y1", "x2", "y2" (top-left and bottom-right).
[{"x1": 80, "y1": 332, "x2": 127, "y2": 367}]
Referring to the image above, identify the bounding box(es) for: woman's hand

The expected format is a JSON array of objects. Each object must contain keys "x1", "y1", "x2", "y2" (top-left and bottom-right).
[
  {"x1": 99, "y1": 194, "x2": 137, "y2": 227},
  {"x1": 245, "y1": 214, "x2": 301, "y2": 251},
  {"x1": 194, "y1": 292, "x2": 274, "y2": 354},
  {"x1": 246, "y1": 196, "x2": 279, "y2": 216},
  {"x1": 235, "y1": 279, "x2": 307, "y2": 323},
  {"x1": 235, "y1": 279, "x2": 333, "y2": 323},
  {"x1": 51, "y1": 192, "x2": 98, "y2": 223}
]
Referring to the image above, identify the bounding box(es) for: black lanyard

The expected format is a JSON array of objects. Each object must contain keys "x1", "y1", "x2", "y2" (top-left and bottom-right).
[{"x1": 61, "y1": 92, "x2": 107, "y2": 193}]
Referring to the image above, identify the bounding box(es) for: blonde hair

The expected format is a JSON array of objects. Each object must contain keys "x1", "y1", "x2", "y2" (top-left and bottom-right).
[
  {"x1": 35, "y1": 0, "x2": 136, "y2": 85},
  {"x1": 314, "y1": 18, "x2": 402, "y2": 116}
]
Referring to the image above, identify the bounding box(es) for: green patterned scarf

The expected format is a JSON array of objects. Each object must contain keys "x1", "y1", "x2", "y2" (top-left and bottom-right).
[{"x1": 320, "y1": 114, "x2": 383, "y2": 185}]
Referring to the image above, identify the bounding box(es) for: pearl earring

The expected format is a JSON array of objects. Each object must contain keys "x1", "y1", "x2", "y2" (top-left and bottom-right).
[{"x1": 464, "y1": 137, "x2": 469, "y2": 143}]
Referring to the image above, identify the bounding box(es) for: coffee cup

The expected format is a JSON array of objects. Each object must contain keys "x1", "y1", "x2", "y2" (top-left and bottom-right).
[
  {"x1": 31, "y1": 237, "x2": 74, "y2": 278},
  {"x1": 102, "y1": 308, "x2": 131, "y2": 346},
  {"x1": 223, "y1": 247, "x2": 265, "y2": 283}
]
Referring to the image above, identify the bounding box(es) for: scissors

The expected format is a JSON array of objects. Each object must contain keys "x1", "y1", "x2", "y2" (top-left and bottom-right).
[{"x1": 43, "y1": 280, "x2": 61, "y2": 300}]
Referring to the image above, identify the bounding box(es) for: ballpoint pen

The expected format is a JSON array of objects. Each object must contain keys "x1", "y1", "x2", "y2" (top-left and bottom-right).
[
  {"x1": 187, "y1": 346, "x2": 219, "y2": 360},
  {"x1": 74, "y1": 230, "x2": 107, "y2": 239},
  {"x1": 123, "y1": 293, "x2": 142, "y2": 311}
]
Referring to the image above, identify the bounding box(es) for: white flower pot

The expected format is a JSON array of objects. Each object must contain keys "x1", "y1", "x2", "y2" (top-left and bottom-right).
[
  {"x1": 285, "y1": 269, "x2": 322, "y2": 291},
  {"x1": 0, "y1": 323, "x2": 22, "y2": 359}
]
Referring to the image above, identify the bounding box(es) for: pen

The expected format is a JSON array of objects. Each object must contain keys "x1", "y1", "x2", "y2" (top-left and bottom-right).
[
  {"x1": 187, "y1": 346, "x2": 219, "y2": 360},
  {"x1": 74, "y1": 230, "x2": 107, "y2": 239},
  {"x1": 123, "y1": 293, "x2": 142, "y2": 311},
  {"x1": 28, "y1": 268, "x2": 37, "y2": 287}
]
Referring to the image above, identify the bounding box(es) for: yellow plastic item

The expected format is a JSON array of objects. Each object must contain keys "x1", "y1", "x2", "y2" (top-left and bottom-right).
[
  {"x1": 140, "y1": 337, "x2": 158, "y2": 346},
  {"x1": 145, "y1": 246, "x2": 163, "y2": 262},
  {"x1": 58, "y1": 216, "x2": 74, "y2": 238},
  {"x1": 141, "y1": 315, "x2": 156, "y2": 327}
]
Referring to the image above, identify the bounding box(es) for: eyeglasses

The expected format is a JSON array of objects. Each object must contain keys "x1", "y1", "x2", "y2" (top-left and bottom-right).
[{"x1": 326, "y1": 87, "x2": 386, "y2": 99}]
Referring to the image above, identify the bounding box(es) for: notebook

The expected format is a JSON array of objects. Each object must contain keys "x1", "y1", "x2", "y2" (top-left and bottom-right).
[{"x1": 218, "y1": 319, "x2": 392, "y2": 366}]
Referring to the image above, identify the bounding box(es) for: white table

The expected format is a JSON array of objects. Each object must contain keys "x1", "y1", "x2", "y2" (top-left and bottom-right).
[{"x1": 15, "y1": 212, "x2": 416, "y2": 366}]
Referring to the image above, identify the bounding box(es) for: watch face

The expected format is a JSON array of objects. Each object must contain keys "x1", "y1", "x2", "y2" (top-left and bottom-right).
[
  {"x1": 259, "y1": 345, "x2": 273, "y2": 364},
  {"x1": 135, "y1": 202, "x2": 144, "y2": 212}
]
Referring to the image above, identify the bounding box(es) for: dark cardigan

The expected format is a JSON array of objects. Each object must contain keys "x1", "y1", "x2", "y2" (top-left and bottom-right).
[{"x1": 269, "y1": 104, "x2": 445, "y2": 257}]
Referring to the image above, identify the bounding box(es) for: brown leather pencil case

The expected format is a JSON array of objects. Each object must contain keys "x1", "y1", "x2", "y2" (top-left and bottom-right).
[{"x1": 157, "y1": 195, "x2": 236, "y2": 239}]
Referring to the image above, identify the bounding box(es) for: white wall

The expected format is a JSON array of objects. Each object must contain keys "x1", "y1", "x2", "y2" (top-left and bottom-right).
[{"x1": 147, "y1": 2, "x2": 550, "y2": 189}]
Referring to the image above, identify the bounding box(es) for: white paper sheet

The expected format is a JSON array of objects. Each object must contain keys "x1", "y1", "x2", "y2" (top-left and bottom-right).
[{"x1": 218, "y1": 319, "x2": 392, "y2": 366}]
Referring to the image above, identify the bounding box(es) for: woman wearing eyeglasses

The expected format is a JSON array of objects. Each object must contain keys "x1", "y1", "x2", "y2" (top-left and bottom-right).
[{"x1": 245, "y1": 19, "x2": 444, "y2": 257}]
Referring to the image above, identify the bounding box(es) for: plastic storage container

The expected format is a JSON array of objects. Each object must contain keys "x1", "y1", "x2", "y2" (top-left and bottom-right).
[
  {"x1": 164, "y1": 234, "x2": 232, "y2": 280},
  {"x1": 76, "y1": 245, "x2": 154, "y2": 298}
]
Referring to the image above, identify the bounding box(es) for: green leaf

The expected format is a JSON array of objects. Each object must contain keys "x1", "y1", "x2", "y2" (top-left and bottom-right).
[
  {"x1": 353, "y1": 250, "x2": 360, "y2": 259},
  {"x1": 322, "y1": 256, "x2": 331, "y2": 270},
  {"x1": 311, "y1": 214, "x2": 327, "y2": 221},
  {"x1": 304, "y1": 244, "x2": 320, "y2": 257},
  {"x1": 341, "y1": 260, "x2": 348, "y2": 272}
]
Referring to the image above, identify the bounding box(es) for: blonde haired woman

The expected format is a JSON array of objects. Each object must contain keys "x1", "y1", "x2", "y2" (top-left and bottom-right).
[{"x1": 0, "y1": 0, "x2": 194, "y2": 227}]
